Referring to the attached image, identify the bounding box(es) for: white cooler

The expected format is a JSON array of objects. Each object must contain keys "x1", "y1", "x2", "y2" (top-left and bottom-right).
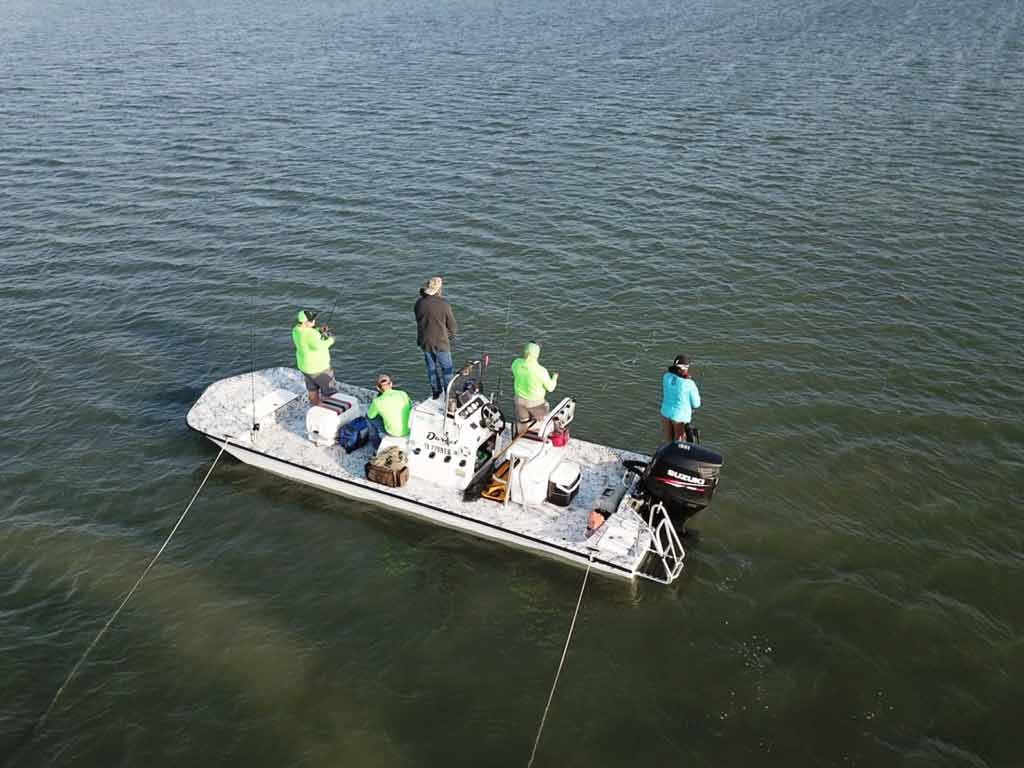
[
  {"x1": 305, "y1": 394, "x2": 363, "y2": 447},
  {"x1": 547, "y1": 462, "x2": 581, "y2": 507}
]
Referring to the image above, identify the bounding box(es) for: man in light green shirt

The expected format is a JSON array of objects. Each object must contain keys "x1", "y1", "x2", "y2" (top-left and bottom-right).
[
  {"x1": 367, "y1": 373, "x2": 412, "y2": 451},
  {"x1": 292, "y1": 309, "x2": 336, "y2": 406},
  {"x1": 510, "y1": 342, "x2": 558, "y2": 436}
]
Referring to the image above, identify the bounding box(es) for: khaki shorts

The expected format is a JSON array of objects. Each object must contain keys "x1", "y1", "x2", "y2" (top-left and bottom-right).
[{"x1": 515, "y1": 398, "x2": 549, "y2": 434}]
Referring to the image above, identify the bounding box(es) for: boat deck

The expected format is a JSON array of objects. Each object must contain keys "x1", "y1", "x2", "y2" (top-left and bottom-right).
[{"x1": 187, "y1": 368, "x2": 658, "y2": 579}]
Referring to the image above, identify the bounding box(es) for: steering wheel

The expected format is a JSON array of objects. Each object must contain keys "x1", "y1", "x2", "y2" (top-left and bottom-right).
[{"x1": 481, "y1": 403, "x2": 506, "y2": 435}]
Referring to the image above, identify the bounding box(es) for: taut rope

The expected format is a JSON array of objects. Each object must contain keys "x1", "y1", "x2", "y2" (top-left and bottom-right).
[{"x1": 526, "y1": 554, "x2": 594, "y2": 767}]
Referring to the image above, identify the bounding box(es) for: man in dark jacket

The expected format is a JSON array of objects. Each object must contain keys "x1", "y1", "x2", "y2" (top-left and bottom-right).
[{"x1": 414, "y1": 275, "x2": 458, "y2": 399}]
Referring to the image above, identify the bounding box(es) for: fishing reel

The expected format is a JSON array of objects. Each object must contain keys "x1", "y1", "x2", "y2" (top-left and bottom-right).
[{"x1": 303, "y1": 302, "x2": 337, "y2": 340}]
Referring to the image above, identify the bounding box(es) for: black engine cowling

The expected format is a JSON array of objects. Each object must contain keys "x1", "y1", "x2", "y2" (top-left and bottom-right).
[{"x1": 641, "y1": 441, "x2": 723, "y2": 520}]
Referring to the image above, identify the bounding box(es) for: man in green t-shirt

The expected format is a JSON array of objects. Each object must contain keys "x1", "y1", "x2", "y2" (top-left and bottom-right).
[
  {"x1": 292, "y1": 309, "x2": 336, "y2": 406},
  {"x1": 366, "y1": 373, "x2": 412, "y2": 451}
]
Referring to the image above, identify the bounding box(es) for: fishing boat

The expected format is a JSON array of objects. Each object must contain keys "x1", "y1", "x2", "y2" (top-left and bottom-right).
[{"x1": 186, "y1": 362, "x2": 724, "y2": 584}]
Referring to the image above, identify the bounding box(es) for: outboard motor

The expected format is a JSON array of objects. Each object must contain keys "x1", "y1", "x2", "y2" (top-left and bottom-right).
[{"x1": 641, "y1": 441, "x2": 724, "y2": 523}]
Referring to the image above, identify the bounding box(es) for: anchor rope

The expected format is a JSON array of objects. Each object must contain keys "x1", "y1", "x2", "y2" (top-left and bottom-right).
[
  {"x1": 4, "y1": 440, "x2": 231, "y2": 766},
  {"x1": 526, "y1": 554, "x2": 594, "y2": 768}
]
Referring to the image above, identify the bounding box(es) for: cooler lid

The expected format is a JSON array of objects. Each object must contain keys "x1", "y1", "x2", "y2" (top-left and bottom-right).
[
  {"x1": 322, "y1": 393, "x2": 356, "y2": 410},
  {"x1": 549, "y1": 461, "x2": 580, "y2": 486}
]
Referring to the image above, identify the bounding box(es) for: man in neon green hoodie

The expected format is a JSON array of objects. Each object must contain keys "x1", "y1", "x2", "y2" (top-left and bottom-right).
[
  {"x1": 510, "y1": 341, "x2": 558, "y2": 436},
  {"x1": 292, "y1": 309, "x2": 337, "y2": 406}
]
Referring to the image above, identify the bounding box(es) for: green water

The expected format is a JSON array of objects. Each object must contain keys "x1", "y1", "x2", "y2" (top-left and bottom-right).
[{"x1": 1, "y1": 0, "x2": 1022, "y2": 765}]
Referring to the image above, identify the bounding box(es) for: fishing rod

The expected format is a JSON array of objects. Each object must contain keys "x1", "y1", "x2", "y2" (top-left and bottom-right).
[
  {"x1": 494, "y1": 295, "x2": 513, "y2": 404},
  {"x1": 317, "y1": 298, "x2": 338, "y2": 340}
]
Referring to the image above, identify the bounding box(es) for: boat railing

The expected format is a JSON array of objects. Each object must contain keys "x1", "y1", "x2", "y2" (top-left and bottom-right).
[
  {"x1": 545, "y1": 397, "x2": 576, "y2": 436},
  {"x1": 635, "y1": 501, "x2": 685, "y2": 585}
]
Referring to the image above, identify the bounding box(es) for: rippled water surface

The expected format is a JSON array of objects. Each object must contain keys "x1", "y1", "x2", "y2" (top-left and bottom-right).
[{"x1": 2, "y1": 0, "x2": 1023, "y2": 766}]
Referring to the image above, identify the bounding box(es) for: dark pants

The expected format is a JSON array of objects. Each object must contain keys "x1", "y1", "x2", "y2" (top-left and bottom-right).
[
  {"x1": 368, "y1": 415, "x2": 387, "y2": 452},
  {"x1": 423, "y1": 348, "x2": 454, "y2": 399},
  {"x1": 661, "y1": 417, "x2": 694, "y2": 443}
]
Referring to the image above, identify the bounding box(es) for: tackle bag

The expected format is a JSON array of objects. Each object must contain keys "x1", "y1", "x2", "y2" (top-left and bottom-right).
[
  {"x1": 339, "y1": 416, "x2": 371, "y2": 453},
  {"x1": 365, "y1": 446, "x2": 409, "y2": 487}
]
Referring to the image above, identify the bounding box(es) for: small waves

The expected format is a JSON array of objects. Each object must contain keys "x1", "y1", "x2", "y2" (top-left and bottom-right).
[{"x1": 1, "y1": 0, "x2": 1023, "y2": 765}]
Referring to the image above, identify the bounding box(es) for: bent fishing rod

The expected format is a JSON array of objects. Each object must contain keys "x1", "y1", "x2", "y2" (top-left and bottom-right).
[{"x1": 317, "y1": 298, "x2": 338, "y2": 339}]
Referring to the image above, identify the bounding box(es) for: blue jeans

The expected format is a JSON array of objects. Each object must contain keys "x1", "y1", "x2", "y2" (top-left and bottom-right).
[
  {"x1": 423, "y1": 349, "x2": 453, "y2": 398},
  {"x1": 368, "y1": 416, "x2": 386, "y2": 452}
]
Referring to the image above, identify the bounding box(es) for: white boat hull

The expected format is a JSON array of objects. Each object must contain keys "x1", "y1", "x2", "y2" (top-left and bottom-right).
[
  {"x1": 210, "y1": 435, "x2": 636, "y2": 580},
  {"x1": 187, "y1": 368, "x2": 668, "y2": 583}
]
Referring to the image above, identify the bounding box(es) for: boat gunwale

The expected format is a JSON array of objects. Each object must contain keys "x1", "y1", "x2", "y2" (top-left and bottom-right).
[{"x1": 186, "y1": 423, "x2": 640, "y2": 579}]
